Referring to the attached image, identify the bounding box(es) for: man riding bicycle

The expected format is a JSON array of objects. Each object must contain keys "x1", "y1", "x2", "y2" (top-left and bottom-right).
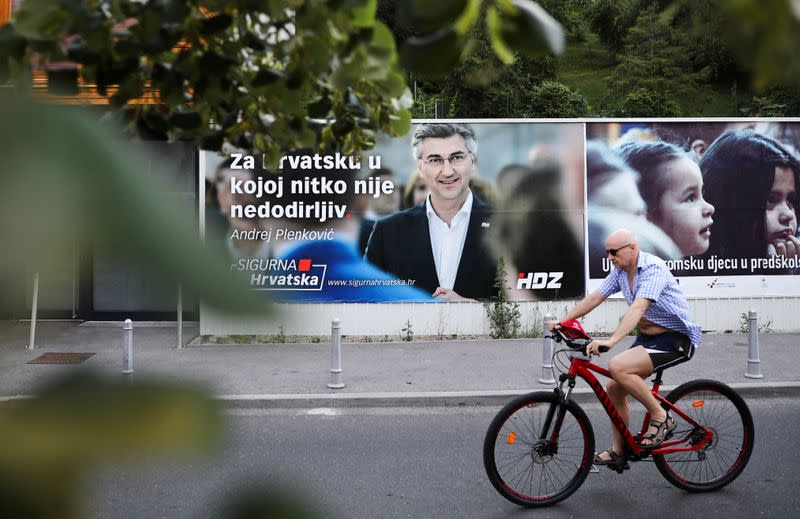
[{"x1": 548, "y1": 229, "x2": 701, "y2": 469}]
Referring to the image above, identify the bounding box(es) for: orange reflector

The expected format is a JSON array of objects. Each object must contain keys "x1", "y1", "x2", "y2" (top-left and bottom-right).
[
  {"x1": 693, "y1": 400, "x2": 705, "y2": 408},
  {"x1": 507, "y1": 432, "x2": 517, "y2": 445}
]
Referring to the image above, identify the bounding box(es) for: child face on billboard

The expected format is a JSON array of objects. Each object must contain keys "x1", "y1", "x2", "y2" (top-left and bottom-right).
[
  {"x1": 649, "y1": 156, "x2": 715, "y2": 256},
  {"x1": 765, "y1": 166, "x2": 798, "y2": 255}
]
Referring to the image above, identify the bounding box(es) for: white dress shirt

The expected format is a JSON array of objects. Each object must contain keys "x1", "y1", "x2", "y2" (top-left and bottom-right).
[{"x1": 425, "y1": 190, "x2": 473, "y2": 289}]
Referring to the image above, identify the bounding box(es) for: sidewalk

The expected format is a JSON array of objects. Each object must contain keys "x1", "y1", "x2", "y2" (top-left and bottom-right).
[{"x1": 1, "y1": 321, "x2": 798, "y2": 408}]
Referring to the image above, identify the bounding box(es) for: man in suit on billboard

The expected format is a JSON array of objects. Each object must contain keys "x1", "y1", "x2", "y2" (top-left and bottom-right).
[{"x1": 365, "y1": 123, "x2": 496, "y2": 301}]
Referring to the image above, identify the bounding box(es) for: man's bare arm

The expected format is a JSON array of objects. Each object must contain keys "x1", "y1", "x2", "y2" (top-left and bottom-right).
[{"x1": 548, "y1": 290, "x2": 606, "y2": 330}]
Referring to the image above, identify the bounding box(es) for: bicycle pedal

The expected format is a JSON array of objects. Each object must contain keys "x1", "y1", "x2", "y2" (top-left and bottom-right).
[{"x1": 617, "y1": 462, "x2": 631, "y2": 474}]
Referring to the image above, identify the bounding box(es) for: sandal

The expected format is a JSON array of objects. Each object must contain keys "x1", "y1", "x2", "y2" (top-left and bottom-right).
[
  {"x1": 640, "y1": 413, "x2": 677, "y2": 449},
  {"x1": 593, "y1": 449, "x2": 630, "y2": 471}
]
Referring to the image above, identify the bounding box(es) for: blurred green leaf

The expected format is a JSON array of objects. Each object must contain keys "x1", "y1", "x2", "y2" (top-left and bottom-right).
[
  {"x1": 220, "y1": 486, "x2": 321, "y2": 519},
  {"x1": 0, "y1": 371, "x2": 223, "y2": 467},
  {"x1": 487, "y1": 7, "x2": 515, "y2": 64},
  {"x1": 714, "y1": 0, "x2": 800, "y2": 90},
  {"x1": 495, "y1": 0, "x2": 565, "y2": 58},
  {"x1": 169, "y1": 110, "x2": 203, "y2": 129},
  {"x1": 250, "y1": 68, "x2": 283, "y2": 87},
  {"x1": 5, "y1": 0, "x2": 413, "y2": 157},
  {"x1": 66, "y1": 37, "x2": 100, "y2": 64},
  {"x1": 397, "y1": 0, "x2": 467, "y2": 33},
  {"x1": 200, "y1": 130, "x2": 226, "y2": 151},
  {"x1": 46, "y1": 67, "x2": 79, "y2": 95},
  {"x1": 454, "y1": 0, "x2": 482, "y2": 35},
  {"x1": 350, "y1": 0, "x2": 378, "y2": 28},
  {"x1": 387, "y1": 104, "x2": 412, "y2": 135},
  {"x1": 399, "y1": 28, "x2": 463, "y2": 78},
  {"x1": 308, "y1": 94, "x2": 333, "y2": 118},
  {"x1": 111, "y1": 75, "x2": 144, "y2": 107},
  {"x1": 201, "y1": 13, "x2": 234, "y2": 36},
  {"x1": 0, "y1": 370, "x2": 223, "y2": 519},
  {"x1": 377, "y1": 70, "x2": 408, "y2": 98},
  {"x1": 365, "y1": 22, "x2": 395, "y2": 62},
  {"x1": 0, "y1": 92, "x2": 270, "y2": 315},
  {"x1": 199, "y1": 52, "x2": 236, "y2": 75},
  {"x1": 11, "y1": 0, "x2": 69, "y2": 39},
  {"x1": 0, "y1": 24, "x2": 28, "y2": 61}
]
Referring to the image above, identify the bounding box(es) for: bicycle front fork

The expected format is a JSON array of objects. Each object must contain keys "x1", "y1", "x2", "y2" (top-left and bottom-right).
[
  {"x1": 556, "y1": 373, "x2": 577, "y2": 402},
  {"x1": 539, "y1": 375, "x2": 577, "y2": 443}
]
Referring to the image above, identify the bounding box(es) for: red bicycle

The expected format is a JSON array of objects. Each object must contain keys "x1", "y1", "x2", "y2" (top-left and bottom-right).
[{"x1": 483, "y1": 320, "x2": 754, "y2": 507}]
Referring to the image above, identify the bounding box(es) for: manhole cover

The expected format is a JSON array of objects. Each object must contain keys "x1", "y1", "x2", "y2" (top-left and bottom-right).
[{"x1": 28, "y1": 352, "x2": 95, "y2": 364}]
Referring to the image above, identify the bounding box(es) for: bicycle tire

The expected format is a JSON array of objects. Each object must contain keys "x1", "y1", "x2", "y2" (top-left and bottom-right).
[
  {"x1": 483, "y1": 391, "x2": 594, "y2": 507},
  {"x1": 653, "y1": 379, "x2": 754, "y2": 492}
]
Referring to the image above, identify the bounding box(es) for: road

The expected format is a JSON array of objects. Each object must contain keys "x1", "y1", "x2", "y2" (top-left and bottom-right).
[{"x1": 86, "y1": 398, "x2": 800, "y2": 518}]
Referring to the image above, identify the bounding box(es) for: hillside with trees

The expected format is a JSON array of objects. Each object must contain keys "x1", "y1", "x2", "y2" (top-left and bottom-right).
[{"x1": 391, "y1": 0, "x2": 800, "y2": 118}]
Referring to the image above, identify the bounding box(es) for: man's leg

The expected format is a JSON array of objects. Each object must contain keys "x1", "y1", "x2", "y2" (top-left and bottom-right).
[
  {"x1": 607, "y1": 346, "x2": 666, "y2": 446},
  {"x1": 605, "y1": 379, "x2": 632, "y2": 456}
]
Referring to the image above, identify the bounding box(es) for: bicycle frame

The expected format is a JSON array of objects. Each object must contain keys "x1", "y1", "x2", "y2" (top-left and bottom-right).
[{"x1": 551, "y1": 355, "x2": 715, "y2": 458}]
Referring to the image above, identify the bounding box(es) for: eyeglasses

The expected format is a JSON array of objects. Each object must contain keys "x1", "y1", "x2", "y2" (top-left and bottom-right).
[
  {"x1": 606, "y1": 243, "x2": 633, "y2": 256},
  {"x1": 421, "y1": 152, "x2": 471, "y2": 169}
]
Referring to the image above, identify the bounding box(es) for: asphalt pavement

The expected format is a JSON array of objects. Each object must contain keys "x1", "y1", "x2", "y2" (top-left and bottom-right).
[
  {"x1": 0, "y1": 320, "x2": 798, "y2": 407},
  {"x1": 85, "y1": 400, "x2": 800, "y2": 519}
]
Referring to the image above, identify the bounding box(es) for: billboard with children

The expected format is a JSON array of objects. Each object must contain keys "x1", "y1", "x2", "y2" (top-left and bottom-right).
[
  {"x1": 203, "y1": 121, "x2": 587, "y2": 303},
  {"x1": 586, "y1": 121, "x2": 800, "y2": 297}
]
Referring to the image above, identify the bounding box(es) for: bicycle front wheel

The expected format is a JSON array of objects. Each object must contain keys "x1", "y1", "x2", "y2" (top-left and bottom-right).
[
  {"x1": 483, "y1": 392, "x2": 594, "y2": 507},
  {"x1": 654, "y1": 379, "x2": 754, "y2": 492}
]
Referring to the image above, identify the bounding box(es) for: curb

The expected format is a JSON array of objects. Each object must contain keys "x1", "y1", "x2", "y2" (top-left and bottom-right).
[
  {"x1": 4, "y1": 382, "x2": 799, "y2": 409},
  {"x1": 217, "y1": 381, "x2": 800, "y2": 409}
]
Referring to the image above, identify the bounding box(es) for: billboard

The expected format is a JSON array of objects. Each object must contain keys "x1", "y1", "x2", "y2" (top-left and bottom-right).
[
  {"x1": 586, "y1": 121, "x2": 800, "y2": 297},
  {"x1": 203, "y1": 121, "x2": 587, "y2": 303}
]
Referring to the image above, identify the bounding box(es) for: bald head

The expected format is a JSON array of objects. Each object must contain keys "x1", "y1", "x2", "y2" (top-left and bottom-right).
[
  {"x1": 606, "y1": 229, "x2": 638, "y2": 249},
  {"x1": 605, "y1": 228, "x2": 639, "y2": 271}
]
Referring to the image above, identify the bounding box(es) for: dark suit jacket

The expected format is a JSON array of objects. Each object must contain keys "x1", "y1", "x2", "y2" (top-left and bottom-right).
[
  {"x1": 358, "y1": 217, "x2": 377, "y2": 257},
  {"x1": 365, "y1": 197, "x2": 497, "y2": 300}
]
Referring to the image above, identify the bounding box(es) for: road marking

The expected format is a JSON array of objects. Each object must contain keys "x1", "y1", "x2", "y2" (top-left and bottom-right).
[{"x1": 305, "y1": 408, "x2": 338, "y2": 416}]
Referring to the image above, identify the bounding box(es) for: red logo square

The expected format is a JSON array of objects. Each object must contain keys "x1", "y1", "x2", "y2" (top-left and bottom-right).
[{"x1": 298, "y1": 259, "x2": 312, "y2": 272}]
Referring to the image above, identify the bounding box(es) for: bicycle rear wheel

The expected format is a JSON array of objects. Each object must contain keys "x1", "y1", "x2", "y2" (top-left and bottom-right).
[
  {"x1": 483, "y1": 392, "x2": 594, "y2": 507},
  {"x1": 653, "y1": 379, "x2": 754, "y2": 492}
]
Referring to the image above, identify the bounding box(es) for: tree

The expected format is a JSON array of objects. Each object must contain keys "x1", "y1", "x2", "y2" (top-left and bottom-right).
[
  {"x1": 617, "y1": 87, "x2": 680, "y2": 117},
  {"x1": 740, "y1": 86, "x2": 800, "y2": 117},
  {"x1": 690, "y1": 0, "x2": 800, "y2": 91},
  {"x1": 672, "y1": 1, "x2": 738, "y2": 82},
  {"x1": 526, "y1": 80, "x2": 589, "y2": 117},
  {"x1": 410, "y1": 21, "x2": 558, "y2": 118},
  {"x1": 585, "y1": 0, "x2": 629, "y2": 53},
  {"x1": 1, "y1": 0, "x2": 565, "y2": 160},
  {"x1": 609, "y1": 5, "x2": 699, "y2": 115}
]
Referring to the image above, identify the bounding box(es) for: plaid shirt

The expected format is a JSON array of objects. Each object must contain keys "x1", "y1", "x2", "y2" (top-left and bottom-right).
[{"x1": 599, "y1": 251, "x2": 702, "y2": 346}]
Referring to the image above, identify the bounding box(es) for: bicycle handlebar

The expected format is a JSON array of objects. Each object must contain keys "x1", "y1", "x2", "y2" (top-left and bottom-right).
[{"x1": 547, "y1": 329, "x2": 611, "y2": 356}]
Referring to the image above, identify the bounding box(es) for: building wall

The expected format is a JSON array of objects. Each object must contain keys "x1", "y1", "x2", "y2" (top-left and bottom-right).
[{"x1": 200, "y1": 297, "x2": 792, "y2": 337}]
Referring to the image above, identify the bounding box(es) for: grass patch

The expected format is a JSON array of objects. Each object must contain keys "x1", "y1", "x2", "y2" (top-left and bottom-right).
[
  {"x1": 557, "y1": 39, "x2": 746, "y2": 117},
  {"x1": 557, "y1": 39, "x2": 619, "y2": 114},
  {"x1": 680, "y1": 80, "x2": 743, "y2": 116}
]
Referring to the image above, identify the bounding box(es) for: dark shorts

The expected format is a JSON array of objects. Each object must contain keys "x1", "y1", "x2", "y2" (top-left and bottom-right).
[{"x1": 631, "y1": 332, "x2": 694, "y2": 370}]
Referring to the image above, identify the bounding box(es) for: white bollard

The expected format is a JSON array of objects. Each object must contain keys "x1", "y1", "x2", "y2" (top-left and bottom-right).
[
  {"x1": 176, "y1": 285, "x2": 183, "y2": 349},
  {"x1": 539, "y1": 313, "x2": 556, "y2": 384},
  {"x1": 28, "y1": 272, "x2": 39, "y2": 350},
  {"x1": 122, "y1": 319, "x2": 134, "y2": 374},
  {"x1": 745, "y1": 309, "x2": 763, "y2": 379},
  {"x1": 328, "y1": 318, "x2": 344, "y2": 389}
]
